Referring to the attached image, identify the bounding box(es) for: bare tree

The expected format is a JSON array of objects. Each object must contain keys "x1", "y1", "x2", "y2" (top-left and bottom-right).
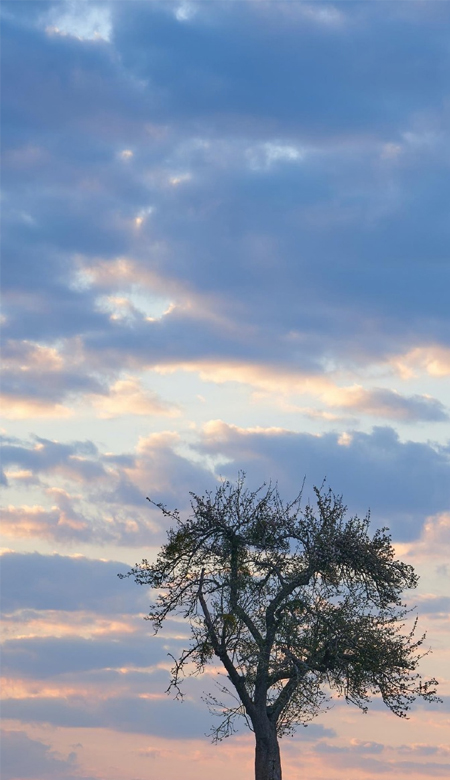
[{"x1": 120, "y1": 476, "x2": 439, "y2": 780}]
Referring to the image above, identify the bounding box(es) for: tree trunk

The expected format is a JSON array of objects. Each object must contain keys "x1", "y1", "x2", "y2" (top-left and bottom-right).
[{"x1": 254, "y1": 720, "x2": 282, "y2": 780}]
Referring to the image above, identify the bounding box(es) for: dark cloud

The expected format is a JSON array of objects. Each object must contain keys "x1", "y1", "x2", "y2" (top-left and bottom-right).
[
  {"x1": 111, "y1": 1, "x2": 450, "y2": 135},
  {"x1": 2, "y1": 0, "x2": 449, "y2": 393},
  {"x1": 2, "y1": 425, "x2": 449, "y2": 545},
  {"x1": 415, "y1": 596, "x2": 450, "y2": 616},
  {"x1": 338, "y1": 388, "x2": 448, "y2": 423},
  {"x1": 0, "y1": 501, "x2": 148, "y2": 547},
  {"x1": 1, "y1": 367, "x2": 103, "y2": 402},
  {"x1": 1, "y1": 349, "x2": 106, "y2": 407},
  {"x1": 316, "y1": 740, "x2": 384, "y2": 754},
  {"x1": 1, "y1": 3, "x2": 448, "y2": 767},
  {"x1": 1, "y1": 689, "x2": 335, "y2": 741},
  {"x1": 0, "y1": 729, "x2": 95, "y2": 780},
  {"x1": 0, "y1": 552, "x2": 147, "y2": 614},
  {"x1": 314, "y1": 750, "x2": 450, "y2": 777},
  {"x1": 0, "y1": 435, "x2": 105, "y2": 481},
  {"x1": 1, "y1": 633, "x2": 167, "y2": 679},
  {"x1": 0, "y1": 435, "x2": 149, "y2": 546},
  {"x1": 397, "y1": 744, "x2": 450, "y2": 757},
  {"x1": 197, "y1": 424, "x2": 450, "y2": 541},
  {"x1": 0, "y1": 430, "x2": 217, "y2": 547},
  {"x1": 7, "y1": 689, "x2": 240, "y2": 742},
  {"x1": 2, "y1": 694, "x2": 213, "y2": 740}
]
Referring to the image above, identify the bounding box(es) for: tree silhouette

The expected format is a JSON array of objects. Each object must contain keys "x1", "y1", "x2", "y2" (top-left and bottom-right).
[{"x1": 120, "y1": 476, "x2": 439, "y2": 780}]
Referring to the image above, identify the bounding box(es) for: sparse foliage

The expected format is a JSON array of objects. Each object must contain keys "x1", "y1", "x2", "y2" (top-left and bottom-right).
[{"x1": 120, "y1": 476, "x2": 440, "y2": 780}]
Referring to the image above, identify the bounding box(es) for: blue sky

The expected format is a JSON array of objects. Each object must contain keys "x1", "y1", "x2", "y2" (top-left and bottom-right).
[{"x1": 1, "y1": 2, "x2": 450, "y2": 779}]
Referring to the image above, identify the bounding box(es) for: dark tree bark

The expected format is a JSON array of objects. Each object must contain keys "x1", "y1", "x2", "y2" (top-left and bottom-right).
[{"x1": 254, "y1": 717, "x2": 282, "y2": 780}]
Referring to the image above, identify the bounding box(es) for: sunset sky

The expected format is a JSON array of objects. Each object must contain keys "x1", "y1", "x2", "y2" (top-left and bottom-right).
[{"x1": 1, "y1": 1, "x2": 450, "y2": 778}]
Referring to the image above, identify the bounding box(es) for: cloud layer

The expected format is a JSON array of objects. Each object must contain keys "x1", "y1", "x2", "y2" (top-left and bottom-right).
[{"x1": 1, "y1": 2, "x2": 449, "y2": 779}]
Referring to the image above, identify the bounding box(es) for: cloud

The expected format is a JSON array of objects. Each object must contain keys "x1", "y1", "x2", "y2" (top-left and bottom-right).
[
  {"x1": 2, "y1": 0, "x2": 449, "y2": 406},
  {"x1": 111, "y1": 1, "x2": 450, "y2": 135},
  {"x1": 1, "y1": 4, "x2": 449, "y2": 773},
  {"x1": 0, "y1": 505, "x2": 89, "y2": 543},
  {"x1": 412, "y1": 512, "x2": 450, "y2": 556},
  {"x1": 0, "y1": 552, "x2": 147, "y2": 615},
  {"x1": 2, "y1": 693, "x2": 215, "y2": 739},
  {"x1": 1, "y1": 632, "x2": 168, "y2": 679},
  {"x1": 0, "y1": 431, "x2": 215, "y2": 546},
  {"x1": 0, "y1": 493, "x2": 159, "y2": 548},
  {"x1": 396, "y1": 744, "x2": 450, "y2": 757},
  {"x1": 0, "y1": 339, "x2": 104, "y2": 411},
  {"x1": 1, "y1": 340, "x2": 177, "y2": 420},
  {"x1": 391, "y1": 346, "x2": 450, "y2": 379},
  {"x1": 2, "y1": 424, "x2": 449, "y2": 547},
  {"x1": 89, "y1": 376, "x2": 179, "y2": 418},
  {"x1": 0, "y1": 729, "x2": 95, "y2": 780},
  {"x1": 130, "y1": 430, "x2": 216, "y2": 506},
  {"x1": 44, "y1": 3, "x2": 112, "y2": 42},
  {"x1": 414, "y1": 595, "x2": 450, "y2": 617},
  {"x1": 198, "y1": 422, "x2": 450, "y2": 540},
  {"x1": 312, "y1": 750, "x2": 450, "y2": 777},
  {"x1": 1, "y1": 435, "x2": 106, "y2": 483},
  {"x1": 0, "y1": 396, "x2": 74, "y2": 420},
  {"x1": 0, "y1": 680, "x2": 335, "y2": 742},
  {"x1": 322, "y1": 386, "x2": 448, "y2": 422}
]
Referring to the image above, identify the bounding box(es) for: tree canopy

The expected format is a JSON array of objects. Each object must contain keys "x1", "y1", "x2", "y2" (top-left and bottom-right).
[{"x1": 120, "y1": 476, "x2": 439, "y2": 780}]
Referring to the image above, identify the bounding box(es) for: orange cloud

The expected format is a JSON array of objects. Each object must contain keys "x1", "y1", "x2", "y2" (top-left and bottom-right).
[
  {"x1": 154, "y1": 361, "x2": 446, "y2": 421},
  {"x1": 390, "y1": 346, "x2": 450, "y2": 379},
  {"x1": 0, "y1": 505, "x2": 82, "y2": 539},
  {"x1": 136, "y1": 430, "x2": 181, "y2": 453},
  {"x1": 90, "y1": 377, "x2": 179, "y2": 419},
  {"x1": 1, "y1": 611, "x2": 138, "y2": 641},
  {"x1": 3, "y1": 341, "x2": 65, "y2": 372},
  {"x1": 203, "y1": 419, "x2": 288, "y2": 440},
  {"x1": 321, "y1": 385, "x2": 447, "y2": 421},
  {"x1": 1, "y1": 679, "x2": 92, "y2": 700},
  {"x1": 413, "y1": 512, "x2": 450, "y2": 555},
  {"x1": 0, "y1": 396, "x2": 73, "y2": 420},
  {"x1": 75, "y1": 256, "x2": 174, "y2": 297},
  {"x1": 155, "y1": 360, "x2": 332, "y2": 394},
  {"x1": 3, "y1": 469, "x2": 37, "y2": 484}
]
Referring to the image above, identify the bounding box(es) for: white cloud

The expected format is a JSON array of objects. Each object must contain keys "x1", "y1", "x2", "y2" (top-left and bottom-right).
[
  {"x1": 119, "y1": 149, "x2": 134, "y2": 161},
  {"x1": 44, "y1": 3, "x2": 112, "y2": 42},
  {"x1": 175, "y1": 3, "x2": 197, "y2": 23},
  {"x1": 247, "y1": 141, "x2": 304, "y2": 171}
]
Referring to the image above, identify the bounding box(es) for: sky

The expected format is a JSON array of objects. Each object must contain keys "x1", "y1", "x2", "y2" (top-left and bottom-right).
[{"x1": 1, "y1": 1, "x2": 450, "y2": 778}]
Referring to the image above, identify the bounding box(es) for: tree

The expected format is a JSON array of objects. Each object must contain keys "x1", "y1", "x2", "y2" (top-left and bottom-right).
[{"x1": 120, "y1": 476, "x2": 439, "y2": 780}]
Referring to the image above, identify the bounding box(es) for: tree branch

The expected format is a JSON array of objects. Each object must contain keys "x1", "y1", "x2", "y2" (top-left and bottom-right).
[
  {"x1": 197, "y1": 569, "x2": 256, "y2": 718},
  {"x1": 265, "y1": 567, "x2": 313, "y2": 630},
  {"x1": 267, "y1": 652, "x2": 309, "y2": 722},
  {"x1": 229, "y1": 541, "x2": 265, "y2": 648},
  {"x1": 268, "y1": 676, "x2": 299, "y2": 722}
]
